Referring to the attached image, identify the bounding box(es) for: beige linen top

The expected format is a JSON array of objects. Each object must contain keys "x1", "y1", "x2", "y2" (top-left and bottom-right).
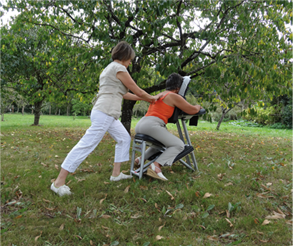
[{"x1": 93, "y1": 61, "x2": 129, "y2": 119}]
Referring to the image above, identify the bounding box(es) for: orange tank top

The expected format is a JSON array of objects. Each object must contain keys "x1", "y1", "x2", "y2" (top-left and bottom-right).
[{"x1": 145, "y1": 92, "x2": 175, "y2": 124}]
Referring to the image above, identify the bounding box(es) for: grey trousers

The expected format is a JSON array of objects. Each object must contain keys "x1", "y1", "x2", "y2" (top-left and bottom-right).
[{"x1": 135, "y1": 116, "x2": 184, "y2": 166}]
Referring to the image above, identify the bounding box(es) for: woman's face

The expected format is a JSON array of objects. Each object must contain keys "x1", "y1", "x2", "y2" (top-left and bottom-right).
[{"x1": 121, "y1": 59, "x2": 132, "y2": 68}]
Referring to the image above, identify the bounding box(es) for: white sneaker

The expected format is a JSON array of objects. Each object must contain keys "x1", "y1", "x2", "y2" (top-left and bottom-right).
[
  {"x1": 110, "y1": 172, "x2": 132, "y2": 182},
  {"x1": 50, "y1": 183, "x2": 71, "y2": 196}
]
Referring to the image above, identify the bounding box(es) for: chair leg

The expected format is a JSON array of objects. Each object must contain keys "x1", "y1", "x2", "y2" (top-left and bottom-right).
[{"x1": 139, "y1": 141, "x2": 146, "y2": 180}]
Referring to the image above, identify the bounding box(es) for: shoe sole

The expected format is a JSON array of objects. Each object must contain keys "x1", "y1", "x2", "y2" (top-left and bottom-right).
[{"x1": 147, "y1": 168, "x2": 167, "y2": 181}]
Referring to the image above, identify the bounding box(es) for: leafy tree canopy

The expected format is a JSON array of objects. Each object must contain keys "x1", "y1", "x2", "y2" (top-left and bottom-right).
[{"x1": 4, "y1": 0, "x2": 292, "y2": 130}]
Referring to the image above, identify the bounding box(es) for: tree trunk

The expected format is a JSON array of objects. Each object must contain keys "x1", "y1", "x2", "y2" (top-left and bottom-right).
[
  {"x1": 67, "y1": 104, "x2": 70, "y2": 116},
  {"x1": 1, "y1": 106, "x2": 4, "y2": 121},
  {"x1": 12, "y1": 105, "x2": 14, "y2": 113},
  {"x1": 216, "y1": 108, "x2": 232, "y2": 130},
  {"x1": 22, "y1": 106, "x2": 24, "y2": 115},
  {"x1": 49, "y1": 105, "x2": 51, "y2": 115},
  {"x1": 121, "y1": 100, "x2": 137, "y2": 135},
  {"x1": 33, "y1": 101, "x2": 43, "y2": 125}
]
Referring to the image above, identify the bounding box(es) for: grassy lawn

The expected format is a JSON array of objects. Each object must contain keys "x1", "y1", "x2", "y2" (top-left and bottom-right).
[{"x1": 1, "y1": 113, "x2": 292, "y2": 246}]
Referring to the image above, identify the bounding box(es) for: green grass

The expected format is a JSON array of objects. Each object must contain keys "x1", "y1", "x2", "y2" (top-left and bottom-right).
[{"x1": 1, "y1": 113, "x2": 292, "y2": 245}]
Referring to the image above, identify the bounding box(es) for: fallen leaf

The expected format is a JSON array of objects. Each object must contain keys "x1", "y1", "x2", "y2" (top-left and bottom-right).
[
  {"x1": 102, "y1": 225, "x2": 110, "y2": 230},
  {"x1": 130, "y1": 214, "x2": 141, "y2": 219},
  {"x1": 225, "y1": 218, "x2": 233, "y2": 227},
  {"x1": 257, "y1": 231, "x2": 264, "y2": 235},
  {"x1": 101, "y1": 215, "x2": 111, "y2": 219},
  {"x1": 166, "y1": 190, "x2": 174, "y2": 200},
  {"x1": 15, "y1": 215, "x2": 22, "y2": 219},
  {"x1": 74, "y1": 235, "x2": 82, "y2": 240},
  {"x1": 259, "y1": 239, "x2": 270, "y2": 243},
  {"x1": 254, "y1": 218, "x2": 259, "y2": 224},
  {"x1": 43, "y1": 199, "x2": 51, "y2": 203},
  {"x1": 139, "y1": 198, "x2": 147, "y2": 203},
  {"x1": 59, "y1": 224, "x2": 64, "y2": 230},
  {"x1": 207, "y1": 235, "x2": 218, "y2": 241},
  {"x1": 55, "y1": 155, "x2": 59, "y2": 158},
  {"x1": 203, "y1": 193, "x2": 212, "y2": 198},
  {"x1": 158, "y1": 223, "x2": 165, "y2": 231},
  {"x1": 140, "y1": 186, "x2": 148, "y2": 190},
  {"x1": 45, "y1": 207, "x2": 55, "y2": 211},
  {"x1": 195, "y1": 191, "x2": 200, "y2": 197},
  {"x1": 265, "y1": 211, "x2": 286, "y2": 219},
  {"x1": 90, "y1": 240, "x2": 94, "y2": 246},
  {"x1": 41, "y1": 162, "x2": 48, "y2": 167},
  {"x1": 100, "y1": 194, "x2": 107, "y2": 204},
  {"x1": 261, "y1": 184, "x2": 271, "y2": 191},
  {"x1": 262, "y1": 219, "x2": 271, "y2": 225},
  {"x1": 104, "y1": 182, "x2": 109, "y2": 185},
  {"x1": 54, "y1": 164, "x2": 59, "y2": 170},
  {"x1": 35, "y1": 231, "x2": 42, "y2": 242},
  {"x1": 75, "y1": 177, "x2": 85, "y2": 182},
  {"x1": 198, "y1": 225, "x2": 206, "y2": 230},
  {"x1": 156, "y1": 235, "x2": 164, "y2": 240},
  {"x1": 124, "y1": 185, "x2": 130, "y2": 193},
  {"x1": 224, "y1": 182, "x2": 233, "y2": 187},
  {"x1": 286, "y1": 220, "x2": 293, "y2": 225},
  {"x1": 226, "y1": 210, "x2": 230, "y2": 218}
]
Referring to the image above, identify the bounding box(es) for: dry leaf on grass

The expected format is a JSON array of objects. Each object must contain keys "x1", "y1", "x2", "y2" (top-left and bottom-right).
[
  {"x1": 101, "y1": 215, "x2": 111, "y2": 219},
  {"x1": 59, "y1": 224, "x2": 64, "y2": 230},
  {"x1": 203, "y1": 193, "x2": 212, "y2": 198},
  {"x1": 75, "y1": 177, "x2": 85, "y2": 182},
  {"x1": 207, "y1": 235, "x2": 218, "y2": 241},
  {"x1": 43, "y1": 199, "x2": 51, "y2": 203},
  {"x1": 166, "y1": 190, "x2": 174, "y2": 200},
  {"x1": 131, "y1": 214, "x2": 141, "y2": 219},
  {"x1": 158, "y1": 223, "x2": 166, "y2": 231},
  {"x1": 35, "y1": 231, "x2": 42, "y2": 242},
  {"x1": 225, "y1": 218, "x2": 233, "y2": 227},
  {"x1": 265, "y1": 211, "x2": 285, "y2": 219},
  {"x1": 156, "y1": 235, "x2": 164, "y2": 240},
  {"x1": 54, "y1": 164, "x2": 59, "y2": 170},
  {"x1": 124, "y1": 185, "x2": 130, "y2": 193},
  {"x1": 74, "y1": 235, "x2": 82, "y2": 240},
  {"x1": 256, "y1": 193, "x2": 274, "y2": 199},
  {"x1": 100, "y1": 194, "x2": 107, "y2": 204},
  {"x1": 224, "y1": 182, "x2": 233, "y2": 187},
  {"x1": 262, "y1": 219, "x2": 271, "y2": 225}
]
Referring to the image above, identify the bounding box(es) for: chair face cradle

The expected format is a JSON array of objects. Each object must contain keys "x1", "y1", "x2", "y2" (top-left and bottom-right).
[{"x1": 130, "y1": 76, "x2": 206, "y2": 179}]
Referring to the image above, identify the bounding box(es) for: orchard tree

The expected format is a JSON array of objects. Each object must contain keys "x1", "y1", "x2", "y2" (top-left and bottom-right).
[
  {"x1": 5, "y1": 0, "x2": 292, "y2": 131},
  {"x1": 1, "y1": 19, "x2": 98, "y2": 125}
]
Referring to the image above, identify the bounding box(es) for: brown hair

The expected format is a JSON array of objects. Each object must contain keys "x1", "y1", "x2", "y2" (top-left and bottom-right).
[
  {"x1": 111, "y1": 41, "x2": 135, "y2": 61},
  {"x1": 166, "y1": 73, "x2": 183, "y2": 90}
]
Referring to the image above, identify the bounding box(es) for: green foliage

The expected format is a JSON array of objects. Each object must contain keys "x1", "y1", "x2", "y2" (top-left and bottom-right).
[
  {"x1": 71, "y1": 99, "x2": 92, "y2": 118},
  {"x1": 243, "y1": 105, "x2": 276, "y2": 125},
  {"x1": 3, "y1": 0, "x2": 292, "y2": 131}
]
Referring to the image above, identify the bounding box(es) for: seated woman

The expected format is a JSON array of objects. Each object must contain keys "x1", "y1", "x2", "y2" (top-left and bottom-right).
[{"x1": 135, "y1": 73, "x2": 202, "y2": 181}]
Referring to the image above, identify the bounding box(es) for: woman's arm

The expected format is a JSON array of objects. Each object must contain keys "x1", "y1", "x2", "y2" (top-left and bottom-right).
[
  {"x1": 167, "y1": 94, "x2": 202, "y2": 115},
  {"x1": 123, "y1": 92, "x2": 142, "y2": 101},
  {"x1": 117, "y1": 72, "x2": 156, "y2": 103}
]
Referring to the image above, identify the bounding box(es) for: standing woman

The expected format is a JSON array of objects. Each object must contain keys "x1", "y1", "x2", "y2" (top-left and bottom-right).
[{"x1": 51, "y1": 41, "x2": 159, "y2": 196}]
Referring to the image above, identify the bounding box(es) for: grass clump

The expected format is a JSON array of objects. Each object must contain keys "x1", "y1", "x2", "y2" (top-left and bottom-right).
[{"x1": 1, "y1": 114, "x2": 292, "y2": 245}]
